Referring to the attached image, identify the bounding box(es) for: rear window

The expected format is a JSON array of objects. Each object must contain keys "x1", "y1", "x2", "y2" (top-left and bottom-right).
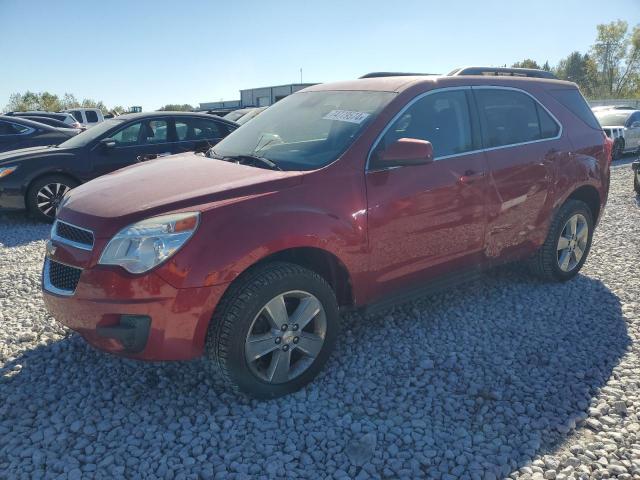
[
  {"x1": 551, "y1": 89, "x2": 601, "y2": 130},
  {"x1": 85, "y1": 111, "x2": 99, "y2": 122},
  {"x1": 474, "y1": 88, "x2": 560, "y2": 148}
]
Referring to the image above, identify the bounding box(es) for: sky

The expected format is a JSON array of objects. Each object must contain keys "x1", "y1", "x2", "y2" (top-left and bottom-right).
[{"x1": 1, "y1": 0, "x2": 638, "y2": 111}]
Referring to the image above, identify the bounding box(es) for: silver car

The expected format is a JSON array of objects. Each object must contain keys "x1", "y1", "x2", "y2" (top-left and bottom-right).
[{"x1": 593, "y1": 107, "x2": 640, "y2": 160}]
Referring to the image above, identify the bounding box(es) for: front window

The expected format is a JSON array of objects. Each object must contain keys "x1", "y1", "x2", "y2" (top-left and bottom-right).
[
  {"x1": 213, "y1": 91, "x2": 395, "y2": 171},
  {"x1": 57, "y1": 119, "x2": 124, "y2": 148}
]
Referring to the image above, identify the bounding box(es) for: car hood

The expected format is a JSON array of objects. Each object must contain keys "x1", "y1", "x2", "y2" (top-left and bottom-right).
[
  {"x1": 58, "y1": 152, "x2": 304, "y2": 235},
  {"x1": 0, "y1": 145, "x2": 75, "y2": 165}
]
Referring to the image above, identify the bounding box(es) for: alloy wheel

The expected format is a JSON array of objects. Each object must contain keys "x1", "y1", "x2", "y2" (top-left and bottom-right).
[
  {"x1": 557, "y1": 213, "x2": 589, "y2": 272},
  {"x1": 244, "y1": 290, "x2": 327, "y2": 384},
  {"x1": 37, "y1": 183, "x2": 70, "y2": 217}
]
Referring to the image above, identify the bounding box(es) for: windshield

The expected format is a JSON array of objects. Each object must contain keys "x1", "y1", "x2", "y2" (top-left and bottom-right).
[
  {"x1": 213, "y1": 91, "x2": 396, "y2": 170},
  {"x1": 57, "y1": 119, "x2": 123, "y2": 148},
  {"x1": 594, "y1": 110, "x2": 632, "y2": 126}
]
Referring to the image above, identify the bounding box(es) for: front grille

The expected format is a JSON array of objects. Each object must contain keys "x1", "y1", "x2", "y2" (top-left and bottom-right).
[
  {"x1": 54, "y1": 221, "x2": 94, "y2": 249},
  {"x1": 47, "y1": 259, "x2": 82, "y2": 293}
]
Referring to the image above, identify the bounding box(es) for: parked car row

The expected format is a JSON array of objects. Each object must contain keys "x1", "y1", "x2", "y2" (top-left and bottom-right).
[
  {"x1": 0, "y1": 112, "x2": 237, "y2": 220},
  {"x1": 40, "y1": 68, "x2": 611, "y2": 398},
  {"x1": 591, "y1": 106, "x2": 640, "y2": 160}
]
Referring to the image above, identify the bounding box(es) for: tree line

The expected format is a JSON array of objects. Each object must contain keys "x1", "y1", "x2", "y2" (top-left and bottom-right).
[{"x1": 512, "y1": 20, "x2": 639, "y2": 98}]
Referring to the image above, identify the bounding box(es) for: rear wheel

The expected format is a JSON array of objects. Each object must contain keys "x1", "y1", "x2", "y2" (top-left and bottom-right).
[
  {"x1": 612, "y1": 138, "x2": 625, "y2": 160},
  {"x1": 635, "y1": 169, "x2": 640, "y2": 195},
  {"x1": 528, "y1": 200, "x2": 594, "y2": 282},
  {"x1": 206, "y1": 262, "x2": 339, "y2": 398},
  {"x1": 26, "y1": 175, "x2": 78, "y2": 222}
]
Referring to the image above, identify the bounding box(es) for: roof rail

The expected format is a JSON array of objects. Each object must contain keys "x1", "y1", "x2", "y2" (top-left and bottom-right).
[
  {"x1": 448, "y1": 66, "x2": 557, "y2": 79},
  {"x1": 359, "y1": 72, "x2": 436, "y2": 79}
]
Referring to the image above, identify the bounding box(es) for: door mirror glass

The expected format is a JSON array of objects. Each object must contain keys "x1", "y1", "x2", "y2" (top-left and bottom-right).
[
  {"x1": 100, "y1": 137, "x2": 116, "y2": 148},
  {"x1": 376, "y1": 138, "x2": 434, "y2": 167}
]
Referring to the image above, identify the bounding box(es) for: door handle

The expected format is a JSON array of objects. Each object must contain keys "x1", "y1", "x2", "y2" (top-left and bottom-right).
[
  {"x1": 158, "y1": 152, "x2": 172, "y2": 157},
  {"x1": 458, "y1": 170, "x2": 485, "y2": 184}
]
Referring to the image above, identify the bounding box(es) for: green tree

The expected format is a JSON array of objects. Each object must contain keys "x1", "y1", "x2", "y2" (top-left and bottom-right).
[
  {"x1": 590, "y1": 20, "x2": 640, "y2": 96},
  {"x1": 511, "y1": 59, "x2": 541, "y2": 69},
  {"x1": 555, "y1": 51, "x2": 598, "y2": 95},
  {"x1": 4, "y1": 91, "x2": 111, "y2": 113},
  {"x1": 157, "y1": 104, "x2": 193, "y2": 111}
]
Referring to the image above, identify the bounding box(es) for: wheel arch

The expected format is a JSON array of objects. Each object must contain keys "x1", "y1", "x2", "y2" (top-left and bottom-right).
[
  {"x1": 238, "y1": 247, "x2": 355, "y2": 308},
  {"x1": 566, "y1": 184, "x2": 601, "y2": 223},
  {"x1": 24, "y1": 170, "x2": 82, "y2": 199}
]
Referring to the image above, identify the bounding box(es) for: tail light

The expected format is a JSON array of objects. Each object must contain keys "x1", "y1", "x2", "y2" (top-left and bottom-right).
[{"x1": 603, "y1": 134, "x2": 613, "y2": 164}]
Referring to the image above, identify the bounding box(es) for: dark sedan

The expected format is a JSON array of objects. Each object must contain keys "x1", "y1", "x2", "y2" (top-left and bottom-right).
[
  {"x1": 0, "y1": 116, "x2": 77, "y2": 153},
  {"x1": 0, "y1": 111, "x2": 237, "y2": 221}
]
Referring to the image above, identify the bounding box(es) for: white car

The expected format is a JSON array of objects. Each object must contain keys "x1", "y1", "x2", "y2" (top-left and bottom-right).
[
  {"x1": 62, "y1": 108, "x2": 104, "y2": 128},
  {"x1": 593, "y1": 108, "x2": 640, "y2": 160}
]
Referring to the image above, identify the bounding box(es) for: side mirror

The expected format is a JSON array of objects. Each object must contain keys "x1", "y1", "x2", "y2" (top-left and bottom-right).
[
  {"x1": 375, "y1": 138, "x2": 434, "y2": 168},
  {"x1": 100, "y1": 137, "x2": 116, "y2": 148}
]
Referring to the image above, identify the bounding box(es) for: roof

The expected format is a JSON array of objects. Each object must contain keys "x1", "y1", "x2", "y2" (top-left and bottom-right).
[
  {"x1": 113, "y1": 111, "x2": 238, "y2": 126},
  {"x1": 303, "y1": 75, "x2": 575, "y2": 94},
  {"x1": 0, "y1": 115, "x2": 59, "y2": 132}
]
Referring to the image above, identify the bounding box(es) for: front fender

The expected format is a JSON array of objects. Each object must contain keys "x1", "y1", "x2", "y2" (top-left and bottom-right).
[{"x1": 155, "y1": 178, "x2": 368, "y2": 291}]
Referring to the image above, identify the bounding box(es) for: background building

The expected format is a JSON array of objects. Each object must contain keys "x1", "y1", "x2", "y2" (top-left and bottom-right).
[{"x1": 198, "y1": 83, "x2": 317, "y2": 113}]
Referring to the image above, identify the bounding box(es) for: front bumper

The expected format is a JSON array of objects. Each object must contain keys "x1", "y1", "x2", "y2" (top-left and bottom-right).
[
  {"x1": 0, "y1": 182, "x2": 26, "y2": 210},
  {"x1": 42, "y1": 259, "x2": 229, "y2": 361}
]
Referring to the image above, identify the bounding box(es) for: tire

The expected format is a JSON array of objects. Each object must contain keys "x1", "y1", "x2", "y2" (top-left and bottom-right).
[
  {"x1": 528, "y1": 199, "x2": 594, "y2": 282},
  {"x1": 635, "y1": 170, "x2": 640, "y2": 196},
  {"x1": 206, "y1": 262, "x2": 340, "y2": 399},
  {"x1": 26, "y1": 175, "x2": 78, "y2": 222},
  {"x1": 612, "y1": 138, "x2": 625, "y2": 161}
]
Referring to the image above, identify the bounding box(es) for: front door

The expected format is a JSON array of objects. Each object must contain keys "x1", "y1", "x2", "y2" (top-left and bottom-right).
[
  {"x1": 365, "y1": 88, "x2": 488, "y2": 301},
  {"x1": 90, "y1": 117, "x2": 174, "y2": 177}
]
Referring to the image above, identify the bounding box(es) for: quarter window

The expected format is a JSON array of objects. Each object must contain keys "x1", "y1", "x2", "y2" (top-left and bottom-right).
[
  {"x1": 475, "y1": 89, "x2": 560, "y2": 148},
  {"x1": 0, "y1": 121, "x2": 30, "y2": 135},
  {"x1": 374, "y1": 89, "x2": 474, "y2": 165}
]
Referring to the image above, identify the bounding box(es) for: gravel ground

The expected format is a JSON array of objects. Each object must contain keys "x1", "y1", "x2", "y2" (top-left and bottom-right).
[{"x1": 0, "y1": 161, "x2": 639, "y2": 480}]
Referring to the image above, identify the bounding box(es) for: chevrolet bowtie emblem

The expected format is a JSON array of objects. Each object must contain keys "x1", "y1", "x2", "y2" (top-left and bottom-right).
[{"x1": 46, "y1": 240, "x2": 57, "y2": 257}]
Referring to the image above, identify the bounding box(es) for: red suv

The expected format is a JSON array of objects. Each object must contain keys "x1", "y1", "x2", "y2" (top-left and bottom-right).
[{"x1": 42, "y1": 71, "x2": 610, "y2": 398}]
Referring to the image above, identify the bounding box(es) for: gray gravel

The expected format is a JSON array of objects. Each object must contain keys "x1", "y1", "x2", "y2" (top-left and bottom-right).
[{"x1": 1, "y1": 161, "x2": 639, "y2": 479}]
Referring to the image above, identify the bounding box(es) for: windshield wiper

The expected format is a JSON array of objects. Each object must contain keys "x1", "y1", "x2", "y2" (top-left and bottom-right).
[{"x1": 208, "y1": 150, "x2": 282, "y2": 171}]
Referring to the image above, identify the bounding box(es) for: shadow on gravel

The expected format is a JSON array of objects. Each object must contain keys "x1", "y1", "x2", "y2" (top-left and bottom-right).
[
  {"x1": 0, "y1": 266, "x2": 630, "y2": 478},
  {"x1": 0, "y1": 211, "x2": 49, "y2": 247}
]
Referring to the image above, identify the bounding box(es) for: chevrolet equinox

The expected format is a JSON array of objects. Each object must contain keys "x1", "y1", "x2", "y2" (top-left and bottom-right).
[{"x1": 42, "y1": 72, "x2": 611, "y2": 398}]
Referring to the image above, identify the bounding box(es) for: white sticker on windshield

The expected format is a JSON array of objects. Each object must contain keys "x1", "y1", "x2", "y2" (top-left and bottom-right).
[{"x1": 323, "y1": 110, "x2": 370, "y2": 124}]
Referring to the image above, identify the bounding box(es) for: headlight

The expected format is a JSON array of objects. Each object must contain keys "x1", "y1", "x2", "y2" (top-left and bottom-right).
[
  {"x1": 0, "y1": 165, "x2": 17, "y2": 179},
  {"x1": 99, "y1": 212, "x2": 200, "y2": 274}
]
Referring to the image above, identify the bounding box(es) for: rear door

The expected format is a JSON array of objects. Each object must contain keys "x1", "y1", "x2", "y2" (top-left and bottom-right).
[
  {"x1": 472, "y1": 86, "x2": 565, "y2": 259},
  {"x1": 89, "y1": 117, "x2": 174, "y2": 177},
  {"x1": 173, "y1": 116, "x2": 231, "y2": 154},
  {"x1": 365, "y1": 88, "x2": 489, "y2": 300}
]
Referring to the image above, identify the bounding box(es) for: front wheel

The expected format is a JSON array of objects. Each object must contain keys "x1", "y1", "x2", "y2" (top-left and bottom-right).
[
  {"x1": 206, "y1": 262, "x2": 340, "y2": 398},
  {"x1": 528, "y1": 199, "x2": 594, "y2": 282},
  {"x1": 26, "y1": 175, "x2": 78, "y2": 222}
]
